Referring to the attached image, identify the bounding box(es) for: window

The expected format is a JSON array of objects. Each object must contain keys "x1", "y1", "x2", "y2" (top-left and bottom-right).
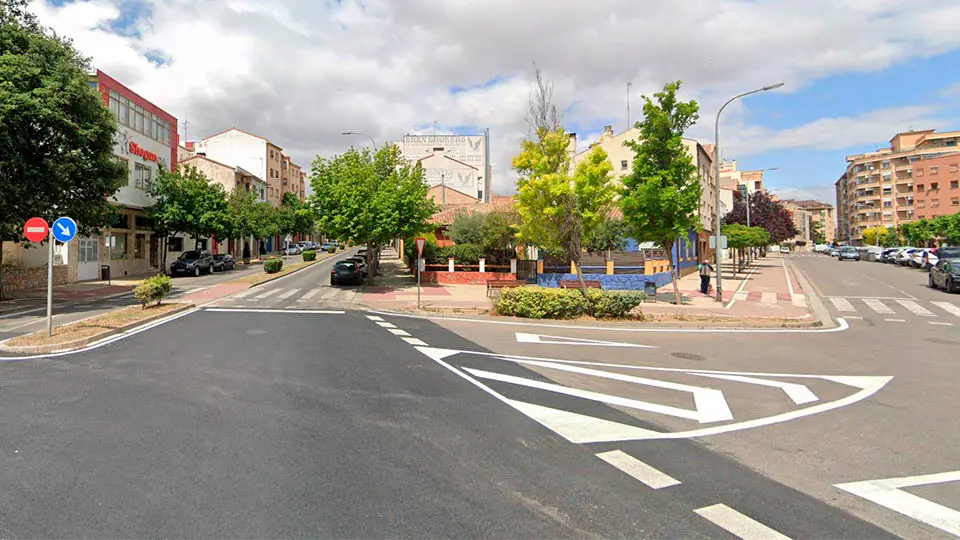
[
  {"x1": 931, "y1": 182, "x2": 939, "y2": 190},
  {"x1": 882, "y1": 160, "x2": 890, "y2": 169},
  {"x1": 917, "y1": 184, "x2": 924, "y2": 192},
  {"x1": 112, "y1": 213, "x2": 130, "y2": 229},
  {"x1": 109, "y1": 91, "x2": 120, "y2": 119},
  {"x1": 932, "y1": 199, "x2": 940, "y2": 208},
  {"x1": 134, "y1": 234, "x2": 145, "y2": 259},
  {"x1": 134, "y1": 106, "x2": 144, "y2": 133},
  {"x1": 135, "y1": 163, "x2": 153, "y2": 190},
  {"x1": 195, "y1": 239, "x2": 207, "y2": 251},
  {"x1": 119, "y1": 97, "x2": 128, "y2": 126},
  {"x1": 620, "y1": 160, "x2": 628, "y2": 170},
  {"x1": 108, "y1": 233, "x2": 127, "y2": 260},
  {"x1": 945, "y1": 139, "x2": 957, "y2": 147},
  {"x1": 270, "y1": 150, "x2": 275, "y2": 159},
  {"x1": 167, "y1": 237, "x2": 184, "y2": 251},
  {"x1": 917, "y1": 200, "x2": 925, "y2": 208},
  {"x1": 917, "y1": 168, "x2": 924, "y2": 177},
  {"x1": 135, "y1": 216, "x2": 154, "y2": 229},
  {"x1": 953, "y1": 198, "x2": 960, "y2": 207},
  {"x1": 883, "y1": 200, "x2": 892, "y2": 208},
  {"x1": 952, "y1": 180, "x2": 959, "y2": 189},
  {"x1": 78, "y1": 238, "x2": 98, "y2": 263},
  {"x1": 882, "y1": 174, "x2": 891, "y2": 182},
  {"x1": 930, "y1": 166, "x2": 939, "y2": 175}
]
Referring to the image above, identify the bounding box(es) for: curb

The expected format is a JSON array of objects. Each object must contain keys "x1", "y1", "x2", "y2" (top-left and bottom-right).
[
  {"x1": 0, "y1": 303, "x2": 196, "y2": 354},
  {"x1": 790, "y1": 264, "x2": 834, "y2": 329}
]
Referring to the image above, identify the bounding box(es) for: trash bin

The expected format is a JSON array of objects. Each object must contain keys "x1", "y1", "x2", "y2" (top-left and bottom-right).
[
  {"x1": 644, "y1": 280, "x2": 658, "y2": 301},
  {"x1": 100, "y1": 264, "x2": 111, "y2": 284}
]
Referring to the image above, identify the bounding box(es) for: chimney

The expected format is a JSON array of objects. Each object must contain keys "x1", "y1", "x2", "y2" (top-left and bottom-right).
[
  {"x1": 567, "y1": 132, "x2": 577, "y2": 156},
  {"x1": 604, "y1": 125, "x2": 614, "y2": 137}
]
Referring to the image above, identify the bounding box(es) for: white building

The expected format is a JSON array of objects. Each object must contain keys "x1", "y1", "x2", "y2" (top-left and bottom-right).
[
  {"x1": 396, "y1": 131, "x2": 492, "y2": 202},
  {"x1": 194, "y1": 128, "x2": 287, "y2": 208}
]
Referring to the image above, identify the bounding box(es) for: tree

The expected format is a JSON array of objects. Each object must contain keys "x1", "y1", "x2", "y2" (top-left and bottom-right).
[
  {"x1": 228, "y1": 188, "x2": 277, "y2": 259},
  {"x1": 480, "y1": 209, "x2": 521, "y2": 263},
  {"x1": 448, "y1": 211, "x2": 487, "y2": 246},
  {"x1": 810, "y1": 220, "x2": 825, "y2": 245},
  {"x1": 862, "y1": 225, "x2": 896, "y2": 247},
  {"x1": 585, "y1": 217, "x2": 629, "y2": 254},
  {"x1": 0, "y1": 0, "x2": 127, "y2": 297},
  {"x1": 620, "y1": 81, "x2": 701, "y2": 305},
  {"x1": 277, "y1": 192, "x2": 315, "y2": 244},
  {"x1": 899, "y1": 219, "x2": 934, "y2": 247},
  {"x1": 723, "y1": 190, "x2": 798, "y2": 245},
  {"x1": 932, "y1": 212, "x2": 960, "y2": 245},
  {"x1": 149, "y1": 166, "x2": 229, "y2": 266},
  {"x1": 310, "y1": 144, "x2": 436, "y2": 280}
]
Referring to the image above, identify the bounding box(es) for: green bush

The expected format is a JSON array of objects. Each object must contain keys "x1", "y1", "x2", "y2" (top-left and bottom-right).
[
  {"x1": 327, "y1": 246, "x2": 337, "y2": 253},
  {"x1": 404, "y1": 235, "x2": 443, "y2": 264},
  {"x1": 495, "y1": 286, "x2": 646, "y2": 319},
  {"x1": 302, "y1": 250, "x2": 317, "y2": 262},
  {"x1": 264, "y1": 258, "x2": 283, "y2": 274},
  {"x1": 441, "y1": 243, "x2": 484, "y2": 264},
  {"x1": 134, "y1": 274, "x2": 172, "y2": 308}
]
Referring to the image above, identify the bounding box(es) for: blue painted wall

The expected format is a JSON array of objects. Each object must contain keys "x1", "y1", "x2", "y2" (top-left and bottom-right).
[{"x1": 537, "y1": 271, "x2": 674, "y2": 290}]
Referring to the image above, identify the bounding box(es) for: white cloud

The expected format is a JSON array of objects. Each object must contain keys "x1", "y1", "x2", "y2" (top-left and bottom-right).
[{"x1": 27, "y1": 0, "x2": 960, "y2": 195}]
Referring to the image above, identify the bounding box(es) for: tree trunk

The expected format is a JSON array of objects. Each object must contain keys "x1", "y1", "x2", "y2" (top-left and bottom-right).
[
  {"x1": 0, "y1": 242, "x2": 5, "y2": 300},
  {"x1": 669, "y1": 252, "x2": 681, "y2": 306},
  {"x1": 572, "y1": 259, "x2": 593, "y2": 315}
]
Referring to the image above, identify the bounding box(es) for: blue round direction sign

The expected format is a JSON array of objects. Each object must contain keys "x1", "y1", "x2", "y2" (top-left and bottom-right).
[{"x1": 52, "y1": 217, "x2": 77, "y2": 243}]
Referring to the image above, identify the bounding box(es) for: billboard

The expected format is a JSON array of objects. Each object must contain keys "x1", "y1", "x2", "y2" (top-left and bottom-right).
[{"x1": 401, "y1": 135, "x2": 486, "y2": 167}]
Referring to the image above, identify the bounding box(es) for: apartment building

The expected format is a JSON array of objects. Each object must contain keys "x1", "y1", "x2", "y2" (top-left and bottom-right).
[
  {"x1": 912, "y1": 154, "x2": 960, "y2": 220},
  {"x1": 280, "y1": 153, "x2": 307, "y2": 201},
  {"x1": 837, "y1": 129, "x2": 960, "y2": 244},
  {"x1": 194, "y1": 128, "x2": 286, "y2": 206},
  {"x1": 780, "y1": 200, "x2": 835, "y2": 246},
  {"x1": 719, "y1": 160, "x2": 765, "y2": 194}
]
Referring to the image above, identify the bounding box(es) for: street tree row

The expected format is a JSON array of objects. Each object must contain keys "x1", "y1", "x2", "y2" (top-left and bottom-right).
[{"x1": 862, "y1": 212, "x2": 960, "y2": 247}]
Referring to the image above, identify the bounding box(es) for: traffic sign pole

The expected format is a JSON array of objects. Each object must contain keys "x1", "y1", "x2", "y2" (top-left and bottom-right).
[
  {"x1": 415, "y1": 238, "x2": 426, "y2": 311},
  {"x1": 46, "y1": 229, "x2": 54, "y2": 337}
]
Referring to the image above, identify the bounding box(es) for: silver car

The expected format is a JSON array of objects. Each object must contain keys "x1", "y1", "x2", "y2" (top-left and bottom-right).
[{"x1": 837, "y1": 247, "x2": 861, "y2": 261}]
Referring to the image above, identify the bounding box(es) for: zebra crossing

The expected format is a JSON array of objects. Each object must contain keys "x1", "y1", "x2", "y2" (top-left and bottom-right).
[
  {"x1": 213, "y1": 286, "x2": 361, "y2": 308},
  {"x1": 826, "y1": 296, "x2": 960, "y2": 323}
]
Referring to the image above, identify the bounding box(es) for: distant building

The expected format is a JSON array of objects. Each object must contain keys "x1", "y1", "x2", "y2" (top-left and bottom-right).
[
  {"x1": 780, "y1": 200, "x2": 836, "y2": 246},
  {"x1": 397, "y1": 130, "x2": 492, "y2": 202}
]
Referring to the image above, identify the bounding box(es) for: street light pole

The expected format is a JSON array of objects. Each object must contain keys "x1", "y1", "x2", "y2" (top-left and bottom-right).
[
  {"x1": 341, "y1": 131, "x2": 377, "y2": 148},
  {"x1": 714, "y1": 83, "x2": 784, "y2": 302}
]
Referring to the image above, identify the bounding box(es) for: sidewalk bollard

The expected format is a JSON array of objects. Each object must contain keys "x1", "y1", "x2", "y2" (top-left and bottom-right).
[
  {"x1": 510, "y1": 259, "x2": 517, "y2": 274},
  {"x1": 448, "y1": 258, "x2": 455, "y2": 273},
  {"x1": 479, "y1": 258, "x2": 485, "y2": 273}
]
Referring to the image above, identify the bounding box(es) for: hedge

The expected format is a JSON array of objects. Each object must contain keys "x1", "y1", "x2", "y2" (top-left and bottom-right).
[
  {"x1": 327, "y1": 246, "x2": 337, "y2": 253},
  {"x1": 134, "y1": 274, "x2": 172, "y2": 308},
  {"x1": 495, "y1": 286, "x2": 646, "y2": 319},
  {"x1": 264, "y1": 258, "x2": 283, "y2": 274},
  {"x1": 302, "y1": 250, "x2": 317, "y2": 262}
]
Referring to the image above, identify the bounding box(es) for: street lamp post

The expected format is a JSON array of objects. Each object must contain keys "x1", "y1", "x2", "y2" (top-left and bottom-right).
[
  {"x1": 714, "y1": 83, "x2": 784, "y2": 302},
  {"x1": 341, "y1": 131, "x2": 377, "y2": 148}
]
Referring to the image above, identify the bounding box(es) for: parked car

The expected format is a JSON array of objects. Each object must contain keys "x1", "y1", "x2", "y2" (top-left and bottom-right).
[
  {"x1": 345, "y1": 255, "x2": 368, "y2": 277},
  {"x1": 170, "y1": 250, "x2": 213, "y2": 276},
  {"x1": 879, "y1": 248, "x2": 901, "y2": 263},
  {"x1": 837, "y1": 246, "x2": 861, "y2": 261},
  {"x1": 896, "y1": 248, "x2": 919, "y2": 266},
  {"x1": 911, "y1": 248, "x2": 938, "y2": 269},
  {"x1": 779, "y1": 246, "x2": 790, "y2": 254},
  {"x1": 937, "y1": 246, "x2": 960, "y2": 260},
  {"x1": 330, "y1": 261, "x2": 364, "y2": 286},
  {"x1": 929, "y1": 258, "x2": 960, "y2": 293},
  {"x1": 282, "y1": 245, "x2": 302, "y2": 256},
  {"x1": 212, "y1": 253, "x2": 235, "y2": 272}
]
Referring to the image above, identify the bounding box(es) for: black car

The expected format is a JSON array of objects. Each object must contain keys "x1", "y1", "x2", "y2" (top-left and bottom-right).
[
  {"x1": 212, "y1": 253, "x2": 235, "y2": 272},
  {"x1": 330, "y1": 261, "x2": 363, "y2": 285},
  {"x1": 929, "y1": 258, "x2": 960, "y2": 293},
  {"x1": 170, "y1": 250, "x2": 213, "y2": 276},
  {"x1": 345, "y1": 255, "x2": 368, "y2": 277}
]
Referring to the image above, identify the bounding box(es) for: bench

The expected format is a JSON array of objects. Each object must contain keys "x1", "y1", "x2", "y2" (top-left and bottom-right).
[
  {"x1": 559, "y1": 279, "x2": 602, "y2": 289},
  {"x1": 486, "y1": 280, "x2": 526, "y2": 297}
]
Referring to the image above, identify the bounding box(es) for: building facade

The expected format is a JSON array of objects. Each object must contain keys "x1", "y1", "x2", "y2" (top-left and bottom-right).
[
  {"x1": 780, "y1": 200, "x2": 835, "y2": 247},
  {"x1": 719, "y1": 160, "x2": 765, "y2": 194},
  {"x1": 837, "y1": 129, "x2": 960, "y2": 244},
  {"x1": 397, "y1": 131, "x2": 492, "y2": 202},
  {"x1": 912, "y1": 154, "x2": 960, "y2": 220},
  {"x1": 194, "y1": 128, "x2": 288, "y2": 207}
]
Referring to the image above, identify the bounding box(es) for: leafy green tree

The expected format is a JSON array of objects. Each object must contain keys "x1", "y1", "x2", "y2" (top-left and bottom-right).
[
  {"x1": 310, "y1": 145, "x2": 436, "y2": 279},
  {"x1": 0, "y1": 0, "x2": 127, "y2": 296},
  {"x1": 809, "y1": 220, "x2": 825, "y2": 245},
  {"x1": 620, "y1": 81, "x2": 701, "y2": 304},
  {"x1": 149, "y1": 166, "x2": 229, "y2": 266},
  {"x1": 448, "y1": 211, "x2": 486, "y2": 246},
  {"x1": 932, "y1": 212, "x2": 960, "y2": 245},
  {"x1": 228, "y1": 188, "x2": 277, "y2": 259},
  {"x1": 585, "y1": 217, "x2": 629, "y2": 253},
  {"x1": 480, "y1": 209, "x2": 520, "y2": 263}
]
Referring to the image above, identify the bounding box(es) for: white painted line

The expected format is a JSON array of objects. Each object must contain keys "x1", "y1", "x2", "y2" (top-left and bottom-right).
[
  {"x1": 695, "y1": 503, "x2": 791, "y2": 540},
  {"x1": 929, "y1": 321, "x2": 954, "y2": 326},
  {"x1": 402, "y1": 337, "x2": 427, "y2": 346},
  {"x1": 299, "y1": 288, "x2": 321, "y2": 301},
  {"x1": 863, "y1": 298, "x2": 895, "y2": 314},
  {"x1": 376, "y1": 321, "x2": 397, "y2": 328},
  {"x1": 595, "y1": 450, "x2": 680, "y2": 489},
  {"x1": 845, "y1": 315, "x2": 864, "y2": 320},
  {"x1": 836, "y1": 471, "x2": 960, "y2": 537},
  {"x1": 790, "y1": 294, "x2": 806, "y2": 307},
  {"x1": 690, "y1": 373, "x2": 818, "y2": 405},
  {"x1": 516, "y1": 332, "x2": 655, "y2": 348},
  {"x1": 230, "y1": 288, "x2": 257, "y2": 299},
  {"x1": 462, "y1": 366, "x2": 732, "y2": 423},
  {"x1": 366, "y1": 315, "x2": 384, "y2": 321},
  {"x1": 0, "y1": 307, "x2": 46, "y2": 319},
  {"x1": 825, "y1": 296, "x2": 914, "y2": 300},
  {"x1": 760, "y1": 292, "x2": 778, "y2": 304},
  {"x1": 932, "y1": 301, "x2": 960, "y2": 318},
  {"x1": 276, "y1": 288, "x2": 300, "y2": 300},
  {"x1": 387, "y1": 328, "x2": 411, "y2": 336},
  {"x1": 829, "y1": 297, "x2": 856, "y2": 312},
  {"x1": 203, "y1": 308, "x2": 345, "y2": 314},
  {"x1": 252, "y1": 288, "x2": 280, "y2": 301},
  {"x1": 782, "y1": 258, "x2": 795, "y2": 297},
  {"x1": 733, "y1": 292, "x2": 748, "y2": 301},
  {"x1": 725, "y1": 260, "x2": 761, "y2": 309},
  {"x1": 25, "y1": 226, "x2": 46, "y2": 234},
  {"x1": 895, "y1": 299, "x2": 935, "y2": 317},
  {"x1": 883, "y1": 318, "x2": 906, "y2": 323}
]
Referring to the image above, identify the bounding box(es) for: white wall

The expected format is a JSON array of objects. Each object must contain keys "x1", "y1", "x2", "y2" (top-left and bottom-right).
[
  {"x1": 112, "y1": 125, "x2": 172, "y2": 209},
  {"x1": 196, "y1": 131, "x2": 267, "y2": 180}
]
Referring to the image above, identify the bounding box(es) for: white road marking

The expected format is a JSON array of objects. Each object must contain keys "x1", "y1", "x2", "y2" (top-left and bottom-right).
[
  {"x1": 932, "y1": 301, "x2": 960, "y2": 318},
  {"x1": 930, "y1": 321, "x2": 954, "y2": 326},
  {"x1": 230, "y1": 288, "x2": 257, "y2": 299},
  {"x1": 595, "y1": 450, "x2": 680, "y2": 489},
  {"x1": 203, "y1": 308, "x2": 344, "y2": 314},
  {"x1": 782, "y1": 259, "x2": 795, "y2": 296},
  {"x1": 252, "y1": 288, "x2": 280, "y2": 301},
  {"x1": 791, "y1": 294, "x2": 806, "y2": 307},
  {"x1": 515, "y1": 332, "x2": 655, "y2": 348},
  {"x1": 276, "y1": 288, "x2": 300, "y2": 300},
  {"x1": 760, "y1": 292, "x2": 778, "y2": 304},
  {"x1": 366, "y1": 315, "x2": 384, "y2": 321},
  {"x1": 896, "y1": 299, "x2": 935, "y2": 317},
  {"x1": 376, "y1": 321, "x2": 397, "y2": 328},
  {"x1": 835, "y1": 471, "x2": 960, "y2": 537},
  {"x1": 462, "y1": 365, "x2": 733, "y2": 423},
  {"x1": 0, "y1": 307, "x2": 46, "y2": 319},
  {"x1": 829, "y1": 297, "x2": 856, "y2": 312},
  {"x1": 845, "y1": 316, "x2": 864, "y2": 319},
  {"x1": 863, "y1": 298, "x2": 895, "y2": 314},
  {"x1": 402, "y1": 337, "x2": 427, "y2": 346},
  {"x1": 690, "y1": 373, "x2": 818, "y2": 405},
  {"x1": 387, "y1": 328, "x2": 411, "y2": 336},
  {"x1": 883, "y1": 318, "x2": 906, "y2": 323},
  {"x1": 695, "y1": 503, "x2": 791, "y2": 540},
  {"x1": 299, "y1": 288, "x2": 321, "y2": 301},
  {"x1": 733, "y1": 292, "x2": 749, "y2": 301}
]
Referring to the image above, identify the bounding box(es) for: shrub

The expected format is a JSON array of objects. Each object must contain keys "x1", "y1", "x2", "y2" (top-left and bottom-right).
[
  {"x1": 495, "y1": 287, "x2": 587, "y2": 319},
  {"x1": 441, "y1": 243, "x2": 484, "y2": 264},
  {"x1": 587, "y1": 289, "x2": 646, "y2": 318},
  {"x1": 327, "y1": 246, "x2": 337, "y2": 253},
  {"x1": 134, "y1": 274, "x2": 172, "y2": 308},
  {"x1": 264, "y1": 258, "x2": 283, "y2": 274},
  {"x1": 302, "y1": 250, "x2": 317, "y2": 262},
  {"x1": 404, "y1": 234, "x2": 443, "y2": 264}
]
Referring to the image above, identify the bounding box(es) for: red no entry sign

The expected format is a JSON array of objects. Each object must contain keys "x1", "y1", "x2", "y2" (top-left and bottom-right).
[{"x1": 23, "y1": 217, "x2": 49, "y2": 243}]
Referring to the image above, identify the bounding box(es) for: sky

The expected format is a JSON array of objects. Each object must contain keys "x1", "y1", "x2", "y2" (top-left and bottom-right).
[{"x1": 28, "y1": 0, "x2": 960, "y2": 206}]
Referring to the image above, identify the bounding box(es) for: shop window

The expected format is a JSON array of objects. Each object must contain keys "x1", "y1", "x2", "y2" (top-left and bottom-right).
[
  {"x1": 167, "y1": 237, "x2": 184, "y2": 251},
  {"x1": 134, "y1": 234, "x2": 145, "y2": 259},
  {"x1": 108, "y1": 234, "x2": 127, "y2": 260}
]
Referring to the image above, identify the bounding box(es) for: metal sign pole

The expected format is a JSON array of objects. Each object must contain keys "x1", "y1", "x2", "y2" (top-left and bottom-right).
[
  {"x1": 417, "y1": 257, "x2": 422, "y2": 310},
  {"x1": 46, "y1": 230, "x2": 54, "y2": 337}
]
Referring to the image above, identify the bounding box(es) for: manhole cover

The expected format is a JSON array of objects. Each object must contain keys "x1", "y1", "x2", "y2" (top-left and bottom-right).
[
  {"x1": 671, "y1": 352, "x2": 705, "y2": 361},
  {"x1": 925, "y1": 337, "x2": 959, "y2": 346}
]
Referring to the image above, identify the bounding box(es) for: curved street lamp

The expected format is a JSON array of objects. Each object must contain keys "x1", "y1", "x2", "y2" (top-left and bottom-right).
[
  {"x1": 341, "y1": 131, "x2": 377, "y2": 148},
  {"x1": 713, "y1": 83, "x2": 784, "y2": 302}
]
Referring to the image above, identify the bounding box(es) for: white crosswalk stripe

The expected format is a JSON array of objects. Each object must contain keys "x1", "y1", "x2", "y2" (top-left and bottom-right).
[
  {"x1": 791, "y1": 294, "x2": 807, "y2": 307},
  {"x1": 299, "y1": 288, "x2": 322, "y2": 301},
  {"x1": 829, "y1": 297, "x2": 856, "y2": 312},
  {"x1": 276, "y1": 288, "x2": 300, "y2": 300},
  {"x1": 932, "y1": 301, "x2": 960, "y2": 318},
  {"x1": 231, "y1": 288, "x2": 257, "y2": 299},
  {"x1": 896, "y1": 299, "x2": 935, "y2": 317},
  {"x1": 252, "y1": 288, "x2": 280, "y2": 301},
  {"x1": 863, "y1": 298, "x2": 894, "y2": 314}
]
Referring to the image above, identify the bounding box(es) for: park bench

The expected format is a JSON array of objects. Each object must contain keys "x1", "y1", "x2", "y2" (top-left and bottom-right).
[
  {"x1": 486, "y1": 280, "x2": 527, "y2": 297},
  {"x1": 558, "y1": 279, "x2": 603, "y2": 289}
]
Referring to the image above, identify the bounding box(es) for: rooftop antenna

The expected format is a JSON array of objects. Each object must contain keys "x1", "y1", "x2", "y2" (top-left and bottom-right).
[
  {"x1": 182, "y1": 119, "x2": 190, "y2": 142},
  {"x1": 626, "y1": 82, "x2": 632, "y2": 129}
]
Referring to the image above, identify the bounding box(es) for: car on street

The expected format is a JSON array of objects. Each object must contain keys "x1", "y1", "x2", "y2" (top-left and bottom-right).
[
  {"x1": 837, "y1": 246, "x2": 861, "y2": 261},
  {"x1": 330, "y1": 260, "x2": 364, "y2": 286},
  {"x1": 779, "y1": 246, "x2": 790, "y2": 254},
  {"x1": 170, "y1": 250, "x2": 213, "y2": 276},
  {"x1": 929, "y1": 258, "x2": 960, "y2": 293},
  {"x1": 345, "y1": 255, "x2": 368, "y2": 277},
  {"x1": 879, "y1": 248, "x2": 901, "y2": 263},
  {"x1": 895, "y1": 248, "x2": 919, "y2": 266},
  {"x1": 212, "y1": 253, "x2": 236, "y2": 272},
  {"x1": 911, "y1": 248, "x2": 937, "y2": 269},
  {"x1": 282, "y1": 245, "x2": 302, "y2": 256}
]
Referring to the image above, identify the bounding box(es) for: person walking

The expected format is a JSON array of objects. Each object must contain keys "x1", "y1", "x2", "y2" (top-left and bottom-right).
[{"x1": 699, "y1": 260, "x2": 714, "y2": 295}]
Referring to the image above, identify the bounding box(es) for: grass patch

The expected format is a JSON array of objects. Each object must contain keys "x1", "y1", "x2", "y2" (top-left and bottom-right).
[{"x1": 4, "y1": 303, "x2": 187, "y2": 348}]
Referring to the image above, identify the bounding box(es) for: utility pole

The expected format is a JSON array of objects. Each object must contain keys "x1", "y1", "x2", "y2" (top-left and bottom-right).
[
  {"x1": 182, "y1": 119, "x2": 190, "y2": 142},
  {"x1": 626, "y1": 82, "x2": 632, "y2": 128},
  {"x1": 441, "y1": 172, "x2": 446, "y2": 205}
]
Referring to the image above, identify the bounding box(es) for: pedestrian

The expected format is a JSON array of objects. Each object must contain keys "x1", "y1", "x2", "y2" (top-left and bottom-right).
[{"x1": 699, "y1": 260, "x2": 714, "y2": 294}]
